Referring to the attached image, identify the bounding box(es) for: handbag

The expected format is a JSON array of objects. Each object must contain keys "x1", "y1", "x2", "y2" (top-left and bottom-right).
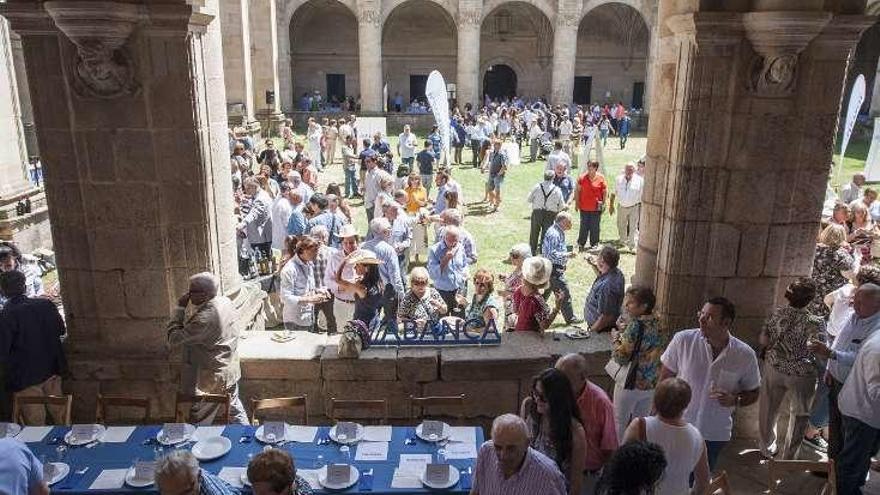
[{"x1": 604, "y1": 321, "x2": 644, "y2": 387}]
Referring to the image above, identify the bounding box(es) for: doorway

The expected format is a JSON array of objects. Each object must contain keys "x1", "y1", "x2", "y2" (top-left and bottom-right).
[
  {"x1": 410, "y1": 75, "x2": 428, "y2": 105},
  {"x1": 574, "y1": 76, "x2": 592, "y2": 105},
  {"x1": 326, "y1": 74, "x2": 346, "y2": 104},
  {"x1": 632, "y1": 81, "x2": 645, "y2": 110},
  {"x1": 482, "y1": 64, "x2": 517, "y2": 101}
]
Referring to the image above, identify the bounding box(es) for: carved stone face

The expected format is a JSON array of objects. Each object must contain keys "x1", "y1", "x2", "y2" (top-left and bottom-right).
[{"x1": 767, "y1": 55, "x2": 796, "y2": 84}]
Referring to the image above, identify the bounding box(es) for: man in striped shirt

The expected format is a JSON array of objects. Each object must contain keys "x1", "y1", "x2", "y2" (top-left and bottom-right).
[{"x1": 471, "y1": 414, "x2": 567, "y2": 495}]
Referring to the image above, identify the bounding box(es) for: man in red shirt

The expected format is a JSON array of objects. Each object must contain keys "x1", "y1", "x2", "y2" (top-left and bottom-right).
[{"x1": 575, "y1": 161, "x2": 607, "y2": 251}]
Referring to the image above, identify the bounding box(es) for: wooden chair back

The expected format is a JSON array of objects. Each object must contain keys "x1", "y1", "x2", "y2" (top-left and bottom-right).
[
  {"x1": 12, "y1": 394, "x2": 73, "y2": 425},
  {"x1": 707, "y1": 470, "x2": 732, "y2": 494},
  {"x1": 175, "y1": 393, "x2": 230, "y2": 424},
  {"x1": 251, "y1": 396, "x2": 309, "y2": 425},
  {"x1": 408, "y1": 394, "x2": 466, "y2": 422},
  {"x1": 328, "y1": 398, "x2": 388, "y2": 425},
  {"x1": 95, "y1": 395, "x2": 151, "y2": 424},
  {"x1": 768, "y1": 459, "x2": 836, "y2": 495}
]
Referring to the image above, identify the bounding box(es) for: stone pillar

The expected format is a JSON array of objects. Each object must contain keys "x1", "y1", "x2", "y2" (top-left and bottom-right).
[
  {"x1": 9, "y1": 31, "x2": 36, "y2": 157},
  {"x1": 636, "y1": 4, "x2": 873, "y2": 340},
  {"x1": 642, "y1": 22, "x2": 659, "y2": 114},
  {"x1": 249, "y1": 0, "x2": 283, "y2": 132},
  {"x1": 276, "y1": 3, "x2": 294, "y2": 114},
  {"x1": 456, "y1": 5, "x2": 481, "y2": 110},
  {"x1": 871, "y1": 53, "x2": 880, "y2": 117},
  {"x1": 550, "y1": 8, "x2": 578, "y2": 105},
  {"x1": 0, "y1": 17, "x2": 28, "y2": 198},
  {"x1": 221, "y1": 0, "x2": 259, "y2": 132},
  {"x1": 2, "y1": 0, "x2": 239, "y2": 419},
  {"x1": 357, "y1": 0, "x2": 383, "y2": 113}
]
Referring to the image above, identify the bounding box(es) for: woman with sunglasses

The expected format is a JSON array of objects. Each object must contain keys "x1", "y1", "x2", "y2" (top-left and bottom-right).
[
  {"x1": 520, "y1": 368, "x2": 587, "y2": 495},
  {"x1": 398, "y1": 267, "x2": 448, "y2": 330},
  {"x1": 465, "y1": 269, "x2": 501, "y2": 331}
]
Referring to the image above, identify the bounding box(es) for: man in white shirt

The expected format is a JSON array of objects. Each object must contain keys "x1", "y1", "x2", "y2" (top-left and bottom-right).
[
  {"x1": 840, "y1": 173, "x2": 866, "y2": 205},
  {"x1": 528, "y1": 120, "x2": 543, "y2": 163},
  {"x1": 558, "y1": 118, "x2": 573, "y2": 154},
  {"x1": 526, "y1": 170, "x2": 565, "y2": 256},
  {"x1": 545, "y1": 142, "x2": 571, "y2": 172},
  {"x1": 363, "y1": 156, "x2": 390, "y2": 223},
  {"x1": 660, "y1": 297, "x2": 761, "y2": 471},
  {"x1": 398, "y1": 125, "x2": 418, "y2": 167},
  {"x1": 270, "y1": 181, "x2": 294, "y2": 251},
  {"x1": 608, "y1": 162, "x2": 644, "y2": 252},
  {"x1": 324, "y1": 224, "x2": 360, "y2": 325}
]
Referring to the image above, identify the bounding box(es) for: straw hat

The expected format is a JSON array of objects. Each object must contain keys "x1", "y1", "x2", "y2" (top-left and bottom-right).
[
  {"x1": 347, "y1": 250, "x2": 382, "y2": 265},
  {"x1": 338, "y1": 223, "x2": 358, "y2": 239},
  {"x1": 521, "y1": 256, "x2": 552, "y2": 290}
]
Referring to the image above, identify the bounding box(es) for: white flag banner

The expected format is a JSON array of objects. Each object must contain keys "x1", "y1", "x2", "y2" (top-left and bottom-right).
[
  {"x1": 383, "y1": 83, "x2": 388, "y2": 113},
  {"x1": 425, "y1": 71, "x2": 450, "y2": 163},
  {"x1": 864, "y1": 118, "x2": 880, "y2": 181},
  {"x1": 580, "y1": 126, "x2": 597, "y2": 174},
  {"x1": 838, "y1": 74, "x2": 865, "y2": 182}
]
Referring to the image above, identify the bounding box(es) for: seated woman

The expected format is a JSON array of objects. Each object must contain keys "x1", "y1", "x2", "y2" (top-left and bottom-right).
[
  {"x1": 465, "y1": 268, "x2": 501, "y2": 332},
  {"x1": 498, "y1": 243, "x2": 531, "y2": 330},
  {"x1": 247, "y1": 448, "x2": 314, "y2": 495},
  {"x1": 512, "y1": 256, "x2": 562, "y2": 333},
  {"x1": 520, "y1": 368, "x2": 587, "y2": 495},
  {"x1": 334, "y1": 250, "x2": 384, "y2": 327},
  {"x1": 621, "y1": 378, "x2": 709, "y2": 495},
  {"x1": 398, "y1": 267, "x2": 448, "y2": 330}
]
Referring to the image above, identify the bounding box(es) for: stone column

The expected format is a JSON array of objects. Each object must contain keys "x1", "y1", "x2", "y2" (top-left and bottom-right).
[
  {"x1": 636, "y1": 5, "x2": 873, "y2": 340},
  {"x1": 642, "y1": 22, "x2": 659, "y2": 114},
  {"x1": 456, "y1": 5, "x2": 482, "y2": 110},
  {"x1": 871, "y1": 53, "x2": 880, "y2": 117},
  {"x1": 2, "y1": 0, "x2": 238, "y2": 419},
  {"x1": 221, "y1": 0, "x2": 259, "y2": 132},
  {"x1": 357, "y1": 0, "x2": 383, "y2": 113},
  {"x1": 249, "y1": 0, "x2": 284, "y2": 132},
  {"x1": 0, "y1": 17, "x2": 28, "y2": 198},
  {"x1": 9, "y1": 31, "x2": 36, "y2": 157},
  {"x1": 550, "y1": 8, "x2": 578, "y2": 105}
]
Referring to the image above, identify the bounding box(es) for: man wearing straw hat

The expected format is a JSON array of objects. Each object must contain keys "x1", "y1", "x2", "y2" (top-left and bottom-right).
[{"x1": 325, "y1": 224, "x2": 360, "y2": 325}]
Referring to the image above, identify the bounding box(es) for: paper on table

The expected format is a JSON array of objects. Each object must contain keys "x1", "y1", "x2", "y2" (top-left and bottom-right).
[
  {"x1": 297, "y1": 469, "x2": 322, "y2": 490},
  {"x1": 102, "y1": 426, "x2": 136, "y2": 443},
  {"x1": 448, "y1": 426, "x2": 476, "y2": 444},
  {"x1": 363, "y1": 425, "x2": 392, "y2": 442},
  {"x1": 218, "y1": 467, "x2": 247, "y2": 488},
  {"x1": 89, "y1": 469, "x2": 128, "y2": 490},
  {"x1": 354, "y1": 441, "x2": 389, "y2": 461},
  {"x1": 398, "y1": 453, "x2": 432, "y2": 475},
  {"x1": 444, "y1": 442, "x2": 477, "y2": 459},
  {"x1": 17, "y1": 426, "x2": 53, "y2": 443},
  {"x1": 193, "y1": 426, "x2": 226, "y2": 442},
  {"x1": 285, "y1": 425, "x2": 318, "y2": 443},
  {"x1": 391, "y1": 468, "x2": 423, "y2": 489}
]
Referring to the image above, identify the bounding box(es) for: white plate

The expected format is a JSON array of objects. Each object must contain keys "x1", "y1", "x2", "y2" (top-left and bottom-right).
[
  {"x1": 420, "y1": 465, "x2": 460, "y2": 489},
  {"x1": 156, "y1": 424, "x2": 196, "y2": 446},
  {"x1": 328, "y1": 424, "x2": 364, "y2": 445},
  {"x1": 318, "y1": 465, "x2": 360, "y2": 490},
  {"x1": 416, "y1": 422, "x2": 451, "y2": 442},
  {"x1": 64, "y1": 425, "x2": 106, "y2": 446},
  {"x1": 125, "y1": 467, "x2": 154, "y2": 488},
  {"x1": 0, "y1": 422, "x2": 22, "y2": 438},
  {"x1": 191, "y1": 436, "x2": 232, "y2": 461},
  {"x1": 240, "y1": 472, "x2": 251, "y2": 487},
  {"x1": 45, "y1": 462, "x2": 70, "y2": 486},
  {"x1": 255, "y1": 424, "x2": 289, "y2": 444}
]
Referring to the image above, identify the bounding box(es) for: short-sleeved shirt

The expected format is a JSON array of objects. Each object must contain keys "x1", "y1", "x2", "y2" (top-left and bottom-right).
[
  {"x1": 660, "y1": 329, "x2": 761, "y2": 441},
  {"x1": 465, "y1": 294, "x2": 500, "y2": 327},
  {"x1": 576, "y1": 173, "x2": 607, "y2": 212},
  {"x1": 512, "y1": 289, "x2": 550, "y2": 332},
  {"x1": 0, "y1": 438, "x2": 43, "y2": 495},
  {"x1": 416, "y1": 150, "x2": 436, "y2": 175},
  {"x1": 487, "y1": 151, "x2": 508, "y2": 177},
  {"x1": 473, "y1": 441, "x2": 567, "y2": 495},
  {"x1": 584, "y1": 268, "x2": 625, "y2": 327},
  {"x1": 763, "y1": 306, "x2": 824, "y2": 377},
  {"x1": 576, "y1": 381, "x2": 618, "y2": 471},
  {"x1": 354, "y1": 284, "x2": 383, "y2": 325}
]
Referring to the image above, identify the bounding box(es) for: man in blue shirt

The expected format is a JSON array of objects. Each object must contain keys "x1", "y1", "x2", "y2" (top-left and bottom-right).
[
  {"x1": 286, "y1": 191, "x2": 307, "y2": 236},
  {"x1": 541, "y1": 212, "x2": 582, "y2": 326},
  {"x1": 0, "y1": 438, "x2": 48, "y2": 495},
  {"x1": 305, "y1": 193, "x2": 342, "y2": 247},
  {"x1": 584, "y1": 246, "x2": 625, "y2": 333},
  {"x1": 428, "y1": 225, "x2": 469, "y2": 318},
  {"x1": 361, "y1": 218, "x2": 404, "y2": 321},
  {"x1": 428, "y1": 125, "x2": 442, "y2": 158},
  {"x1": 552, "y1": 162, "x2": 575, "y2": 204},
  {"x1": 416, "y1": 141, "x2": 437, "y2": 196}
]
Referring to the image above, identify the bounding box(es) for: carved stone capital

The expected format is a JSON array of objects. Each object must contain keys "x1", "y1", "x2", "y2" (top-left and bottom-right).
[
  {"x1": 44, "y1": 1, "x2": 141, "y2": 99},
  {"x1": 666, "y1": 13, "x2": 743, "y2": 52},
  {"x1": 557, "y1": 12, "x2": 579, "y2": 28},
  {"x1": 357, "y1": 7, "x2": 381, "y2": 26},
  {"x1": 458, "y1": 8, "x2": 482, "y2": 26}
]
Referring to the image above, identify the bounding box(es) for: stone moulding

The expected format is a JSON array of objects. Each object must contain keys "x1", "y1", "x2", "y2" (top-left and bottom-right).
[{"x1": 43, "y1": 1, "x2": 143, "y2": 99}]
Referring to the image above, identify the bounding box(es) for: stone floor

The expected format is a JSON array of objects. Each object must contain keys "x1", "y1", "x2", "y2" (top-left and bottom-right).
[{"x1": 717, "y1": 439, "x2": 879, "y2": 494}]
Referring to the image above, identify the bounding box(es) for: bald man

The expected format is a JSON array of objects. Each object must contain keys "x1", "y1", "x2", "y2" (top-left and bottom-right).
[
  {"x1": 556, "y1": 353, "x2": 618, "y2": 492},
  {"x1": 471, "y1": 414, "x2": 566, "y2": 495}
]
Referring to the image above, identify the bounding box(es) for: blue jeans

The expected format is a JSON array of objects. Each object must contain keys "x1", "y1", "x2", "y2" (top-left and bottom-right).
[
  {"x1": 838, "y1": 416, "x2": 880, "y2": 495},
  {"x1": 344, "y1": 168, "x2": 358, "y2": 197},
  {"x1": 809, "y1": 358, "x2": 830, "y2": 428},
  {"x1": 578, "y1": 210, "x2": 601, "y2": 248}
]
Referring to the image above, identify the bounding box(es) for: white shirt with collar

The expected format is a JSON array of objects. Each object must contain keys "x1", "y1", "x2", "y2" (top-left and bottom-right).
[
  {"x1": 527, "y1": 180, "x2": 565, "y2": 212},
  {"x1": 840, "y1": 182, "x2": 863, "y2": 204},
  {"x1": 661, "y1": 328, "x2": 761, "y2": 441},
  {"x1": 614, "y1": 173, "x2": 644, "y2": 208},
  {"x1": 838, "y1": 331, "x2": 880, "y2": 428},
  {"x1": 324, "y1": 248, "x2": 357, "y2": 303},
  {"x1": 827, "y1": 310, "x2": 880, "y2": 382}
]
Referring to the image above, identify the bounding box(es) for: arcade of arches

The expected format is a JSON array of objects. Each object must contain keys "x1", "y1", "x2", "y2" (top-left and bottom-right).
[{"x1": 0, "y1": 0, "x2": 877, "y2": 431}]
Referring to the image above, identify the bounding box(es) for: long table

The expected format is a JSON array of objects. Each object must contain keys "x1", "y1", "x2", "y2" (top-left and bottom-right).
[{"x1": 21, "y1": 424, "x2": 483, "y2": 494}]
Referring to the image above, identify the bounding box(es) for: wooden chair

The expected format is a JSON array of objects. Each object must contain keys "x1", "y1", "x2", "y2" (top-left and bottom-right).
[
  {"x1": 707, "y1": 470, "x2": 732, "y2": 494},
  {"x1": 408, "y1": 394, "x2": 466, "y2": 422},
  {"x1": 95, "y1": 395, "x2": 151, "y2": 425},
  {"x1": 768, "y1": 459, "x2": 836, "y2": 495},
  {"x1": 328, "y1": 398, "x2": 388, "y2": 425},
  {"x1": 175, "y1": 393, "x2": 230, "y2": 424},
  {"x1": 12, "y1": 394, "x2": 72, "y2": 425},
  {"x1": 251, "y1": 396, "x2": 309, "y2": 426}
]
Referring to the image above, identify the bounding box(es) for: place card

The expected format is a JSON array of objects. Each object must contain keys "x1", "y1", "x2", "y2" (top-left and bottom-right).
[
  {"x1": 218, "y1": 467, "x2": 247, "y2": 488},
  {"x1": 327, "y1": 464, "x2": 350, "y2": 484},
  {"x1": 134, "y1": 461, "x2": 156, "y2": 481},
  {"x1": 71, "y1": 424, "x2": 95, "y2": 440},
  {"x1": 354, "y1": 441, "x2": 389, "y2": 461},
  {"x1": 17, "y1": 426, "x2": 52, "y2": 443},
  {"x1": 363, "y1": 425, "x2": 392, "y2": 442},
  {"x1": 390, "y1": 469, "x2": 422, "y2": 489},
  {"x1": 336, "y1": 422, "x2": 357, "y2": 440},
  {"x1": 102, "y1": 426, "x2": 136, "y2": 443},
  {"x1": 448, "y1": 426, "x2": 476, "y2": 444},
  {"x1": 398, "y1": 454, "x2": 432, "y2": 475},
  {"x1": 426, "y1": 463, "x2": 450, "y2": 485},
  {"x1": 89, "y1": 469, "x2": 127, "y2": 490},
  {"x1": 263, "y1": 421, "x2": 286, "y2": 442},
  {"x1": 421, "y1": 420, "x2": 444, "y2": 438},
  {"x1": 286, "y1": 425, "x2": 317, "y2": 443},
  {"x1": 162, "y1": 423, "x2": 186, "y2": 442},
  {"x1": 444, "y1": 442, "x2": 478, "y2": 459},
  {"x1": 193, "y1": 426, "x2": 226, "y2": 442}
]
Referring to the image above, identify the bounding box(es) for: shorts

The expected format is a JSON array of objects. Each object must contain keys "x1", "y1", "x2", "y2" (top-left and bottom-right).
[{"x1": 487, "y1": 175, "x2": 504, "y2": 192}]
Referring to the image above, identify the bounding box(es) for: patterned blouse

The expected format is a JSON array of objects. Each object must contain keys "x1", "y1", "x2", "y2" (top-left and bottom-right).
[
  {"x1": 399, "y1": 287, "x2": 445, "y2": 322},
  {"x1": 512, "y1": 288, "x2": 551, "y2": 332},
  {"x1": 466, "y1": 294, "x2": 500, "y2": 327},
  {"x1": 809, "y1": 244, "x2": 854, "y2": 318},
  {"x1": 503, "y1": 270, "x2": 524, "y2": 330},
  {"x1": 611, "y1": 314, "x2": 668, "y2": 391},
  {"x1": 763, "y1": 306, "x2": 824, "y2": 377}
]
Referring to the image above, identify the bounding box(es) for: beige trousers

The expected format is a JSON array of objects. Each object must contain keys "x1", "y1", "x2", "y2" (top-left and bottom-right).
[
  {"x1": 16, "y1": 375, "x2": 64, "y2": 425},
  {"x1": 758, "y1": 363, "x2": 817, "y2": 459}
]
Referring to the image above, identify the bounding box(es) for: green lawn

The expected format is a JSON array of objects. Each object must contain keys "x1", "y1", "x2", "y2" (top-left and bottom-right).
[{"x1": 832, "y1": 130, "x2": 872, "y2": 188}]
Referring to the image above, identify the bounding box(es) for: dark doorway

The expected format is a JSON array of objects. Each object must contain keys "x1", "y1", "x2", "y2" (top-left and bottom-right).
[
  {"x1": 632, "y1": 81, "x2": 645, "y2": 110},
  {"x1": 410, "y1": 75, "x2": 428, "y2": 105},
  {"x1": 326, "y1": 74, "x2": 346, "y2": 103},
  {"x1": 573, "y1": 76, "x2": 592, "y2": 105},
  {"x1": 483, "y1": 64, "x2": 517, "y2": 101}
]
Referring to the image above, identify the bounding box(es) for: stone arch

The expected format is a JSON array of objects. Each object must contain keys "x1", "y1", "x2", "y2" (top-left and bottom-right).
[
  {"x1": 381, "y1": 0, "x2": 457, "y2": 25},
  {"x1": 579, "y1": 0, "x2": 652, "y2": 25},
  {"x1": 480, "y1": 0, "x2": 557, "y2": 24},
  {"x1": 279, "y1": 0, "x2": 358, "y2": 26},
  {"x1": 868, "y1": 0, "x2": 880, "y2": 15},
  {"x1": 480, "y1": 3, "x2": 554, "y2": 99}
]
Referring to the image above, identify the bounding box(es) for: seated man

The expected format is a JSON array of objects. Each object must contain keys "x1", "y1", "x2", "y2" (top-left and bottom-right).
[
  {"x1": 156, "y1": 450, "x2": 238, "y2": 495},
  {"x1": 471, "y1": 413, "x2": 567, "y2": 495},
  {"x1": 0, "y1": 438, "x2": 49, "y2": 495},
  {"x1": 248, "y1": 448, "x2": 314, "y2": 495}
]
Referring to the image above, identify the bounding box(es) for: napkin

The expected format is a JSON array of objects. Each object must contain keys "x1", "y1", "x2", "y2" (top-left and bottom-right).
[
  {"x1": 444, "y1": 442, "x2": 478, "y2": 459},
  {"x1": 102, "y1": 426, "x2": 136, "y2": 443},
  {"x1": 398, "y1": 453, "x2": 432, "y2": 474},
  {"x1": 89, "y1": 469, "x2": 127, "y2": 490},
  {"x1": 354, "y1": 441, "x2": 389, "y2": 461},
  {"x1": 391, "y1": 468, "x2": 422, "y2": 488},
  {"x1": 448, "y1": 426, "x2": 476, "y2": 443},
  {"x1": 193, "y1": 426, "x2": 226, "y2": 442},
  {"x1": 363, "y1": 426, "x2": 392, "y2": 442},
  {"x1": 285, "y1": 425, "x2": 318, "y2": 443},
  {"x1": 17, "y1": 426, "x2": 53, "y2": 443},
  {"x1": 218, "y1": 467, "x2": 247, "y2": 488},
  {"x1": 297, "y1": 469, "x2": 322, "y2": 491}
]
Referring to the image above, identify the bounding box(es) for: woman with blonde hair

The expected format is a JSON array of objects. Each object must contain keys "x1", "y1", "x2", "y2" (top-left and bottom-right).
[
  {"x1": 405, "y1": 174, "x2": 429, "y2": 262},
  {"x1": 809, "y1": 223, "x2": 855, "y2": 318}
]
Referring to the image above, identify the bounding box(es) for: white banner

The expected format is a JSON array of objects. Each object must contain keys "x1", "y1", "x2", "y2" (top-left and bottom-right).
[
  {"x1": 838, "y1": 74, "x2": 865, "y2": 182},
  {"x1": 865, "y1": 118, "x2": 880, "y2": 181},
  {"x1": 425, "y1": 70, "x2": 450, "y2": 163}
]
